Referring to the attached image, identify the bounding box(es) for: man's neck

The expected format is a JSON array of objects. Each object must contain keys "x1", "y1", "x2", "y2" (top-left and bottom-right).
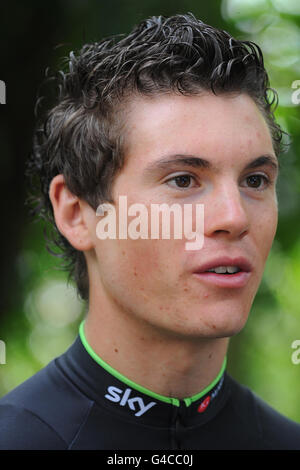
[{"x1": 84, "y1": 304, "x2": 229, "y2": 400}]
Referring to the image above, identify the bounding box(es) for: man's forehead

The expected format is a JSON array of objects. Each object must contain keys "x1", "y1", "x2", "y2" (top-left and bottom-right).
[
  {"x1": 122, "y1": 92, "x2": 277, "y2": 173},
  {"x1": 124, "y1": 92, "x2": 272, "y2": 142}
]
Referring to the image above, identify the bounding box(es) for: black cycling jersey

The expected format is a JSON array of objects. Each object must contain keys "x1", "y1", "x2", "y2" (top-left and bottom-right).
[{"x1": 1, "y1": 321, "x2": 300, "y2": 450}]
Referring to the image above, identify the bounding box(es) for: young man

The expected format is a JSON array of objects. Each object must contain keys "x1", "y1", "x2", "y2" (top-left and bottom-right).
[{"x1": 1, "y1": 13, "x2": 300, "y2": 450}]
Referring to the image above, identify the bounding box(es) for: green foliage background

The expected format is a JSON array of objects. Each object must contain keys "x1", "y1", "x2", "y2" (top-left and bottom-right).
[{"x1": 0, "y1": 0, "x2": 299, "y2": 423}]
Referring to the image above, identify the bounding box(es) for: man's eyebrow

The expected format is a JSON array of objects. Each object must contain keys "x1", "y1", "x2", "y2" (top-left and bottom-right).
[
  {"x1": 243, "y1": 155, "x2": 279, "y2": 172},
  {"x1": 143, "y1": 153, "x2": 279, "y2": 176},
  {"x1": 143, "y1": 155, "x2": 212, "y2": 175}
]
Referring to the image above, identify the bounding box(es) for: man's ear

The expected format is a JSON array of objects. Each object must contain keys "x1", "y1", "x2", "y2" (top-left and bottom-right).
[{"x1": 49, "y1": 174, "x2": 94, "y2": 251}]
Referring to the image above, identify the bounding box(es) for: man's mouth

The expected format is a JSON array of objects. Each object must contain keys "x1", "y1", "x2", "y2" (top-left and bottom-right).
[
  {"x1": 192, "y1": 257, "x2": 252, "y2": 288},
  {"x1": 206, "y1": 265, "x2": 241, "y2": 275}
]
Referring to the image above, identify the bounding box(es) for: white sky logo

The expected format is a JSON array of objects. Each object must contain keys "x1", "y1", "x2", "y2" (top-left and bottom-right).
[
  {"x1": 96, "y1": 196, "x2": 204, "y2": 251},
  {"x1": 105, "y1": 385, "x2": 157, "y2": 417}
]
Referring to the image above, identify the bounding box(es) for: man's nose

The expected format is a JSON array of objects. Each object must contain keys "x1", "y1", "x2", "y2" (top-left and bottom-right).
[{"x1": 204, "y1": 184, "x2": 250, "y2": 240}]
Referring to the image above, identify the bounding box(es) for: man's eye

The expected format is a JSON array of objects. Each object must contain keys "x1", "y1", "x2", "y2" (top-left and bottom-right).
[
  {"x1": 244, "y1": 174, "x2": 270, "y2": 190},
  {"x1": 165, "y1": 174, "x2": 196, "y2": 189}
]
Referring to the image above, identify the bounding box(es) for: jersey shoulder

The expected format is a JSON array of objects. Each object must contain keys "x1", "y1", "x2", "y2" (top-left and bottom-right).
[
  {"x1": 0, "y1": 358, "x2": 93, "y2": 450},
  {"x1": 0, "y1": 403, "x2": 66, "y2": 450},
  {"x1": 228, "y1": 375, "x2": 300, "y2": 450}
]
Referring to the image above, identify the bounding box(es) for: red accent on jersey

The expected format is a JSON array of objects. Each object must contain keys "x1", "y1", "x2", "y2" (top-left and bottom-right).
[{"x1": 197, "y1": 396, "x2": 211, "y2": 413}]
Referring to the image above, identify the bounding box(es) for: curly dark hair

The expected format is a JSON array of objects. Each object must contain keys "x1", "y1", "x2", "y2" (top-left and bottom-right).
[{"x1": 25, "y1": 12, "x2": 284, "y2": 302}]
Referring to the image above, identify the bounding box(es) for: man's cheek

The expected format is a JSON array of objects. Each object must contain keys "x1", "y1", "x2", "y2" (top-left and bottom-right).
[
  {"x1": 117, "y1": 240, "x2": 159, "y2": 280},
  {"x1": 263, "y1": 212, "x2": 278, "y2": 258},
  {"x1": 121, "y1": 239, "x2": 177, "y2": 290}
]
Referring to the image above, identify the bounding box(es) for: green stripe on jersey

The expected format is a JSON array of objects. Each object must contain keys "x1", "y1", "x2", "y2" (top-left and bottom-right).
[{"x1": 79, "y1": 320, "x2": 226, "y2": 408}]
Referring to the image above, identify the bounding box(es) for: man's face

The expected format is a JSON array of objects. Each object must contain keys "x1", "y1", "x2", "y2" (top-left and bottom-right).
[{"x1": 89, "y1": 92, "x2": 278, "y2": 339}]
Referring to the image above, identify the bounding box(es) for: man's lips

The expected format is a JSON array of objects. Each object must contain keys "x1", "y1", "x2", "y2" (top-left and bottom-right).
[{"x1": 192, "y1": 256, "x2": 253, "y2": 288}]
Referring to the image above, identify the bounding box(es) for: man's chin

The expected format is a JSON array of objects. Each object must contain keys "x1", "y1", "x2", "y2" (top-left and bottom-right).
[
  {"x1": 159, "y1": 319, "x2": 248, "y2": 342},
  {"x1": 174, "y1": 313, "x2": 250, "y2": 340}
]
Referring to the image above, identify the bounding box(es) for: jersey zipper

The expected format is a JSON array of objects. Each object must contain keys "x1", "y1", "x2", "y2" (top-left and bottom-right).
[{"x1": 170, "y1": 400, "x2": 185, "y2": 449}]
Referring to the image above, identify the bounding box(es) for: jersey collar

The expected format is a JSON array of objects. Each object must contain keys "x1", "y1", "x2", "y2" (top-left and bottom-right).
[{"x1": 57, "y1": 320, "x2": 230, "y2": 427}]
